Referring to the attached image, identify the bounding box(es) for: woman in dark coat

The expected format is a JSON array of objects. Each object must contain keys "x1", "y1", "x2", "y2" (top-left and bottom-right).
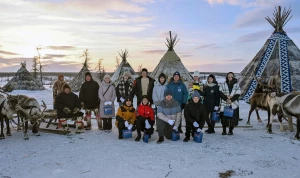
[
  {"x1": 79, "y1": 72, "x2": 100, "y2": 130},
  {"x1": 200, "y1": 74, "x2": 220, "y2": 133},
  {"x1": 55, "y1": 84, "x2": 83, "y2": 132},
  {"x1": 183, "y1": 91, "x2": 208, "y2": 142}
]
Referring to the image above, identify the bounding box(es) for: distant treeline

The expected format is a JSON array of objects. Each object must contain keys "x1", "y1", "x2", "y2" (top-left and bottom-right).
[{"x1": 0, "y1": 71, "x2": 234, "y2": 78}]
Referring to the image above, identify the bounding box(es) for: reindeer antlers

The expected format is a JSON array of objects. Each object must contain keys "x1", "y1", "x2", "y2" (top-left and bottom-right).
[{"x1": 251, "y1": 72, "x2": 269, "y2": 87}]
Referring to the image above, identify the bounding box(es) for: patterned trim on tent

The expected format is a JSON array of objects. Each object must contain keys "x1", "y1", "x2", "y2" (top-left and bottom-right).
[
  {"x1": 242, "y1": 33, "x2": 292, "y2": 101},
  {"x1": 242, "y1": 38, "x2": 277, "y2": 101},
  {"x1": 279, "y1": 38, "x2": 292, "y2": 92}
]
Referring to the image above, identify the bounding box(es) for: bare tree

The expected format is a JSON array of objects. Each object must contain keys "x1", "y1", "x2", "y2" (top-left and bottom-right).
[
  {"x1": 31, "y1": 56, "x2": 38, "y2": 79},
  {"x1": 36, "y1": 47, "x2": 49, "y2": 84},
  {"x1": 115, "y1": 56, "x2": 120, "y2": 71},
  {"x1": 95, "y1": 58, "x2": 103, "y2": 80},
  {"x1": 137, "y1": 64, "x2": 143, "y2": 75},
  {"x1": 80, "y1": 49, "x2": 91, "y2": 68}
]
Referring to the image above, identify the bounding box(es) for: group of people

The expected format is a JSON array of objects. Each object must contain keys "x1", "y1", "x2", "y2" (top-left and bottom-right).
[{"x1": 52, "y1": 68, "x2": 241, "y2": 143}]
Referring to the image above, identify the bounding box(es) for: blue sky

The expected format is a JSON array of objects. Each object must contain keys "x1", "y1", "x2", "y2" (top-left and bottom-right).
[{"x1": 0, "y1": 0, "x2": 300, "y2": 73}]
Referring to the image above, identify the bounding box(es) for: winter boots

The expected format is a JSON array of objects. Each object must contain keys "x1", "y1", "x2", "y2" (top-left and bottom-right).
[
  {"x1": 135, "y1": 133, "x2": 141, "y2": 142},
  {"x1": 222, "y1": 126, "x2": 227, "y2": 135},
  {"x1": 183, "y1": 137, "x2": 190, "y2": 142},
  {"x1": 222, "y1": 126, "x2": 234, "y2": 135},
  {"x1": 97, "y1": 118, "x2": 103, "y2": 130},
  {"x1": 59, "y1": 118, "x2": 69, "y2": 131},
  {"x1": 157, "y1": 136, "x2": 164, "y2": 144},
  {"x1": 85, "y1": 115, "x2": 91, "y2": 130},
  {"x1": 75, "y1": 116, "x2": 84, "y2": 134}
]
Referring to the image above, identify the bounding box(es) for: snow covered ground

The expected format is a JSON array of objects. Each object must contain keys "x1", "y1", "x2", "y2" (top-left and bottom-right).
[{"x1": 1, "y1": 80, "x2": 300, "y2": 178}]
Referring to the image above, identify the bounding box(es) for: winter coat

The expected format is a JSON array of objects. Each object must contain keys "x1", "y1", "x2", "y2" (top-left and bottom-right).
[
  {"x1": 115, "y1": 105, "x2": 136, "y2": 127},
  {"x1": 166, "y1": 78, "x2": 188, "y2": 106},
  {"x1": 219, "y1": 78, "x2": 241, "y2": 127},
  {"x1": 200, "y1": 83, "x2": 220, "y2": 112},
  {"x1": 188, "y1": 80, "x2": 204, "y2": 100},
  {"x1": 98, "y1": 81, "x2": 116, "y2": 118},
  {"x1": 79, "y1": 77, "x2": 100, "y2": 109},
  {"x1": 157, "y1": 99, "x2": 181, "y2": 127},
  {"x1": 137, "y1": 103, "x2": 155, "y2": 121},
  {"x1": 152, "y1": 80, "x2": 167, "y2": 106},
  {"x1": 55, "y1": 92, "x2": 81, "y2": 119},
  {"x1": 184, "y1": 99, "x2": 208, "y2": 129},
  {"x1": 116, "y1": 78, "x2": 135, "y2": 102},
  {"x1": 134, "y1": 76, "x2": 155, "y2": 104}
]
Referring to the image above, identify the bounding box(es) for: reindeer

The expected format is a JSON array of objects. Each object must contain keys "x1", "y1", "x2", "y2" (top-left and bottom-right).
[
  {"x1": 268, "y1": 92, "x2": 300, "y2": 140},
  {"x1": 0, "y1": 91, "x2": 19, "y2": 139},
  {"x1": 15, "y1": 95, "x2": 46, "y2": 140}
]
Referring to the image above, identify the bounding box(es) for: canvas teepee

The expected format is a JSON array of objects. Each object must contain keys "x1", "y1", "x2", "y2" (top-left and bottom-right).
[
  {"x1": 2, "y1": 62, "x2": 45, "y2": 92},
  {"x1": 69, "y1": 50, "x2": 101, "y2": 92},
  {"x1": 111, "y1": 49, "x2": 138, "y2": 86},
  {"x1": 239, "y1": 6, "x2": 300, "y2": 101},
  {"x1": 150, "y1": 31, "x2": 193, "y2": 82}
]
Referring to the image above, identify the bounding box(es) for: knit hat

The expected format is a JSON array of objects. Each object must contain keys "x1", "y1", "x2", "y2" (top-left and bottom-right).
[
  {"x1": 173, "y1": 71, "x2": 180, "y2": 77},
  {"x1": 192, "y1": 90, "x2": 201, "y2": 98},
  {"x1": 63, "y1": 83, "x2": 71, "y2": 91},
  {"x1": 142, "y1": 68, "x2": 148, "y2": 73},
  {"x1": 103, "y1": 74, "x2": 111, "y2": 80},
  {"x1": 193, "y1": 70, "x2": 200, "y2": 77},
  {"x1": 164, "y1": 88, "x2": 173, "y2": 97}
]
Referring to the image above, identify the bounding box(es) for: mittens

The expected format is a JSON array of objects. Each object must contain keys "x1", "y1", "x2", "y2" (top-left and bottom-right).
[
  {"x1": 120, "y1": 97, "x2": 125, "y2": 103},
  {"x1": 193, "y1": 121, "x2": 199, "y2": 128},
  {"x1": 197, "y1": 128, "x2": 202, "y2": 133},
  {"x1": 145, "y1": 120, "x2": 151, "y2": 129},
  {"x1": 167, "y1": 120, "x2": 175, "y2": 126},
  {"x1": 63, "y1": 107, "x2": 71, "y2": 114},
  {"x1": 214, "y1": 106, "x2": 219, "y2": 111},
  {"x1": 125, "y1": 121, "x2": 129, "y2": 127},
  {"x1": 173, "y1": 126, "x2": 178, "y2": 131},
  {"x1": 127, "y1": 124, "x2": 133, "y2": 130},
  {"x1": 73, "y1": 107, "x2": 80, "y2": 114}
]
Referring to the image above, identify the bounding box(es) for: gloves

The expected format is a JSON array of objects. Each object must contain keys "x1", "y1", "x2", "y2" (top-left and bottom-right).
[
  {"x1": 145, "y1": 120, "x2": 151, "y2": 129},
  {"x1": 125, "y1": 121, "x2": 129, "y2": 127},
  {"x1": 72, "y1": 107, "x2": 80, "y2": 114},
  {"x1": 197, "y1": 128, "x2": 202, "y2": 133},
  {"x1": 104, "y1": 102, "x2": 109, "y2": 105},
  {"x1": 167, "y1": 120, "x2": 175, "y2": 126},
  {"x1": 127, "y1": 124, "x2": 133, "y2": 130},
  {"x1": 120, "y1": 97, "x2": 125, "y2": 103},
  {"x1": 63, "y1": 107, "x2": 71, "y2": 114},
  {"x1": 181, "y1": 103, "x2": 186, "y2": 109},
  {"x1": 107, "y1": 101, "x2": 112, "y2": 105},
  {"x1": 214, "y1": 106, "x2": 219, "y2": 111},
  {"x1": 173, "y1": 126, "x2": 178, "y2": 131},
  {"x1": 193, "y1": 121, "x2": 199, "y2": 128}
]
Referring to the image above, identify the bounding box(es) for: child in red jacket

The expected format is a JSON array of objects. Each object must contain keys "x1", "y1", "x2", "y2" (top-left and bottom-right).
[{"x1": 135, "y1": 95, "x2": 155, "y2": 141}]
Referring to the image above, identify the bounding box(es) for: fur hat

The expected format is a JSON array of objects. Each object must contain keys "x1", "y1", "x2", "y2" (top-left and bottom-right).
[
  {"x1": 173, "y1": 71, "x2": 180, "y2": 77},
  {"x1": 193, "y1": 70, "x2": 200, "y2": 77},
  {"x1": 164, "y1": 88, "x2": 173, "y2": 97},
  {"x1": 58, "y1": 74, "x2": 64, "y2": 79}
]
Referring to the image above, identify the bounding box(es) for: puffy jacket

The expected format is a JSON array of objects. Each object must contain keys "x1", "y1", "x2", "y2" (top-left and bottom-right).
[
  {"x1": 137, "y1": 103, "x2": 155, "y2": 121},
  {"x1": 152, "y1": 80, "x2": 167, "y2": 105},
  {"x1": 184, "y1": 99, "x2": 208, "y2": 129},
  {"x1": 115, "y1": 105, "x2": 136, "y2": 126},
  {"x1": 157, "y1": 99, "x2": 181, "y2": 127},
  {"x1": 167, "y1": 78, "x2": 188, "y2": 106}
]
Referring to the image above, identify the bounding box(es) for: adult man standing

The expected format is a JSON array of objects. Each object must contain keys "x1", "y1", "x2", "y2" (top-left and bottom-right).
[
  {"x1": 134, "y1": 68, "x2": 155, "y2": 106},
  {"x1": 53, "y1": 74, "x2": 67, "y2": 109},
  {"x1": 79, "y1": 72, "x2": 100, "y2": 130}
]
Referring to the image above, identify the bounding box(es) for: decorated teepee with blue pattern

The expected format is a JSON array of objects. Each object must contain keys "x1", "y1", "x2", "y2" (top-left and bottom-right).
[{"x1": 239, "y1": 6, "x2": 300, "y2": 101}]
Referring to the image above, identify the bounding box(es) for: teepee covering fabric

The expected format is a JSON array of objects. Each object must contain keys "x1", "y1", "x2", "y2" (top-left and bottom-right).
[
  {"x1": 111, "y1": 49, "x2": 138, "y2": 86},
  {"x1": 2, "y1": 62, "x2": 45, "y2": 91},
  {"x1": 239, "y1": 6, "x2": 300, "y2": 101},
  {"x1": 69, "y1": 66, "x2": 101, "y2": 92},
  {"x1": 150, "y1": 31, "x2": 193, "y2": 82}
]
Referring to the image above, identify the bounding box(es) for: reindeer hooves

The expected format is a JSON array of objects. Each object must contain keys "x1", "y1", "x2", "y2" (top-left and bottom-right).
[
  {"x1": 35, "y1": 133, "x2": 41, "y2": 136},
  {"x1": 246, "y1": 122, "x2": 251, "y2": 125},
  {"x1": 267, "y1": 131, "x2": 273, "y2": 134},
  {"x1": 258, "y1": 119, "x2": 262, "y2": 123},
  {"x1": 0, "y1": 136, "x2": 5, "y2": 140},
  {"x1": 24, "y1": 137, "x2": 29, "y2": 140},
  {"x1": 7, "y1": 133, "x2": 11, "y2": 136}
]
